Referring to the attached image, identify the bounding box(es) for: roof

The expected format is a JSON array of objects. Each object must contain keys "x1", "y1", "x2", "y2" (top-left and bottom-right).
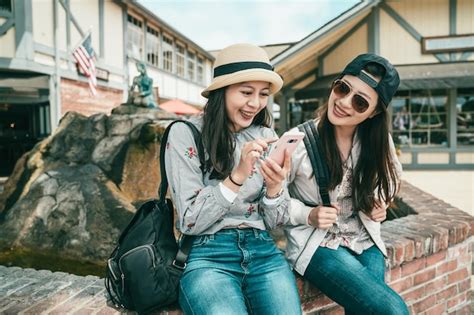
[
  {"x1": 397, "y1": 61, "x2": 474, "y2": 90},
  {"x1": 208, "y1": 42, "x2": 296, "y2": 61},
  {"x1": 261, "y1": 43, "x2": 296, "y2": 59},
  {"x1": 271, "y1": 0, "x2": 379, "y2": 66}
]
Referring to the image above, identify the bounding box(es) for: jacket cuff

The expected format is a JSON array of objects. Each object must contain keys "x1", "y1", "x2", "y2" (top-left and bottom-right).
[
  {"x1": 218, "y1": 183, "x2": 238, "y2": 203},
  {"x1": 211, "y1": 184, "x2": 233, "y2": 209},
  {"x1": 290, "y1": 198, "x2": 313, "y2": 226},
  {"x1": 262, "y1": 194, "x2": 282, "y2": 205}
]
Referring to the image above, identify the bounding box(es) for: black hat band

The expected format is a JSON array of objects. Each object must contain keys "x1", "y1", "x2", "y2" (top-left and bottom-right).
[{"x1": 213, "y1": 61, "x2": 273, "y2": 78}]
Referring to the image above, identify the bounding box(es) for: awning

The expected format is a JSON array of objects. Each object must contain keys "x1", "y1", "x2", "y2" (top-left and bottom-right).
[
  {"x1": 295, "y1": 61, "x2": 474, "y2": 99},
  {"x1": 397, "y1": 62, "x2": 474, "y2": 90},
  {"x1": 159, "y1": 99, "x2": 201, "y2": 115},
  {"x1": 0, "y1": 72, "x2": 50, "y2": 104}
]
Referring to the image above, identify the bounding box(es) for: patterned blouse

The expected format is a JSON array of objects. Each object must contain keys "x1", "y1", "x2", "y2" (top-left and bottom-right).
[
  {"x1": 319, "y1": 155, "x2": 374, "y2": 254},
  {"x1": 164, "y1": 115, "x2": 291, "y2": 236}
]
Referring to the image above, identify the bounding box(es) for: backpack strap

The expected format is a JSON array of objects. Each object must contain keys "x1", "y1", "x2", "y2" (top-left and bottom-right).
[
  {"x1": 157, "y1": 119, "x2": 205, "y2": 269},
  {"x1": 158, "y1": 120, "x2": 205, "y2": 201},
  {"x1": 297, "y1": 121, "x2": 331, "y2": 207}
]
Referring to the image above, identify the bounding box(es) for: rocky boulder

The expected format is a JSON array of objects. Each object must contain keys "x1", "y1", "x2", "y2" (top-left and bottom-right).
[{"x1": 0, "y1": 105, "x2": 179, "y2": 263}]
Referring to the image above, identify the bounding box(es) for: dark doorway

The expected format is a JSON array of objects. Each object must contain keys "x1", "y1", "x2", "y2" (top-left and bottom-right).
[{"x1": 0, "y1": 102, "x2": 50, "y2": 176}]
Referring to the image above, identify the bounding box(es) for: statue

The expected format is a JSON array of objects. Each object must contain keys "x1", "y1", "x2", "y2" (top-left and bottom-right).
[{"x1": 127, "y1": 61, "x2": 158, "y2": 108}]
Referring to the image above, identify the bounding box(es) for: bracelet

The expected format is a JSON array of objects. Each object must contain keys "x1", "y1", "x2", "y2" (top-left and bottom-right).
[
  {"x1": 265, "y1": 188, "x2": 284, "y2": 199},
  {"x1": 228, "y1": 173, "x2": 243, "y2": 187}
]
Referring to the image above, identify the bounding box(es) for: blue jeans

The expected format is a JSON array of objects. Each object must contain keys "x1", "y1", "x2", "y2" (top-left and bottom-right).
[
  {"x1": 179, "y1": 228, "x2": 302, "y2": 315},
  {"x1": 304, "y1": 245, "x2": 409, "y2": 315}
]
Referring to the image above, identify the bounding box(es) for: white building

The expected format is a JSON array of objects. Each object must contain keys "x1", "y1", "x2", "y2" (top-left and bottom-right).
[{"x1": 0, "y1": 0, "x2": 213, "y2": 177}]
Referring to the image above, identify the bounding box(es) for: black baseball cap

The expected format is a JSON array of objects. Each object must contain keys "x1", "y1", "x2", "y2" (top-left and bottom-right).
[{"x1": 340, "y1": 53, "x2": 400, "y2": 106}]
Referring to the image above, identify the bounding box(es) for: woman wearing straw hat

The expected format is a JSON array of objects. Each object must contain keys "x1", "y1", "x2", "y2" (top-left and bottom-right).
[
  {"x1": 284, "y1": 54, "x2": 409, "y2": 314},
  {"x1": 164, "y1": 43, "x2": 301, "y2": 315}
]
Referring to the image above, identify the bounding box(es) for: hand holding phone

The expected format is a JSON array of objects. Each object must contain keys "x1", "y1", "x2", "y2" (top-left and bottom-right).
[{"x1": 267, "y1": 131, "x2": 305, "y2": 166}]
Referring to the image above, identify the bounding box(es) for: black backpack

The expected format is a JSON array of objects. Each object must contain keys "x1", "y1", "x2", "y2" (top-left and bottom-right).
[{"x1": 105, "y1": 120, "x2": 204, "y2": 314}]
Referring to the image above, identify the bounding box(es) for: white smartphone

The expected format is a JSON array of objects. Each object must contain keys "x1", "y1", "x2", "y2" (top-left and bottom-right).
[{"x1": 267, "y1": 131, "x2": 305, "y2": 166}]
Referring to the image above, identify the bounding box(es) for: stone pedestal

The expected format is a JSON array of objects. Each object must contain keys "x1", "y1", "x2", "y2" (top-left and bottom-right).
[{"x1": 0, "y1": 107, "x2": 179, "y2": 262}]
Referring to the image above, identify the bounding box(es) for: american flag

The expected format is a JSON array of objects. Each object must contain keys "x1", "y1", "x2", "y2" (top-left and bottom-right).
[{"x1": 73, "y1": 33, "x2": 97, "y2": 95}]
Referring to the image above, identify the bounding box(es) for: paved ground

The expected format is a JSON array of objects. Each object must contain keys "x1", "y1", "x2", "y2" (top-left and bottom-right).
[
  {"x1": 403, "y1": 170, "x2": 474, "y2": 216},
  {"x1": 0, "y1": 265, "x2": 116, "y2": 314}
]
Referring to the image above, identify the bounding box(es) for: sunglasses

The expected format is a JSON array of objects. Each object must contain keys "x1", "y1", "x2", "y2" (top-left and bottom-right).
[{"x1": 331, "y1": 79, "x2": 370, "y2": 113}]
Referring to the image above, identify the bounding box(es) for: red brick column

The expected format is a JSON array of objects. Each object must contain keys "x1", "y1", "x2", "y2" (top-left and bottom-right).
[{"x1": 60, "y1": 78, "x2": 123, "y2": 117}]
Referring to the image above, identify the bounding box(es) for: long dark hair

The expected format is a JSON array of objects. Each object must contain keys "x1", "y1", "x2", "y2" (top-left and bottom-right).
[
  {"x1": 201, "y1": 87, "x2": 272, "y2": 179},
  {"x1": 318, "y1": 63, "x2": 399, "y2": 213}
]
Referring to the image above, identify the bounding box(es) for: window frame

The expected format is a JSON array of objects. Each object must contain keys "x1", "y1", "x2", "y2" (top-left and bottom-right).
[
  {"x1": 162, "y1": 34, "x2": 174, "y2": 73},
  {"x1": 176, "y1": 43, "x2": 185, "y2": 77},
  {"x1": 456, "y1": 88, "x2": 474, "y2": 147},
  {"x1": 187, "y1": 50, "x2": 196, "y2": 81},
  {"x1": 0, "y1": 0, "x2": 12, "y2": 14},
  {"x1": 391, "y1": 89, "x2": 449, "y2": 148},
  {"x1": 127, "y1": 14, "x2": 144, "y2": 60},
  {"x1": 196, "y1": 56, "x2": 204, "y2": 84},
  {"x1": 146, "y1": 25, "x2": 160, "y2": 67}
]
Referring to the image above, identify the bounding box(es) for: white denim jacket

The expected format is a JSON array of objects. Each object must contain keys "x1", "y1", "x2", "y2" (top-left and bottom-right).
[{"x1": 284, "y1": 120, "x2": 402, "y2": 275}]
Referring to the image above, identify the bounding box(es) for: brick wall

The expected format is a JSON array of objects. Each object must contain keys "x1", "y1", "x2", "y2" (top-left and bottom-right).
[
  {"x1": 299, "y1": 181, "x2": 473, "y2": 315},
  {"x1": 61, "y1": 78, "x2": 124, "y2": 117},
  {"x1": 154, "y1": 180, "x2": 473, "y2": 314}
]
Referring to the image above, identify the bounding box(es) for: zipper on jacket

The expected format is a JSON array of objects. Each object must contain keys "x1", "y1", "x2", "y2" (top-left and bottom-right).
[{"x1": 294, "y1": 228, "x2": 317, "y2": 271}]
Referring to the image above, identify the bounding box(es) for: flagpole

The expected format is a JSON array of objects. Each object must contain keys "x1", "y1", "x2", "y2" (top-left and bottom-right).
[
  {"x1": 71, "y1": 29, "x2": 92, "y2": 55},
  {"x1": 52, "y1": 0, "x2": 61, "y2": 131}
]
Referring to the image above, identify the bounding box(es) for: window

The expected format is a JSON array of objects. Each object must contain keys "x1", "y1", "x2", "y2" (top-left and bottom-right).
[
  {"x1": 0, "y1": 0, "x2": 12, "y2": 12},
  {"x1": 187, "y1": 51, "x2": 196, "y2": 81},
  {"x1": 176, "y1": 44, "x2": 185, "y2": 77},
  {"x1": 197, "y1": 56, "x2": 204, "y2": 84},
  {"x1": 127, "y1": 15, "x2": 143, "y2": 60},
  {"x1": 162, "y1": 35, "x2": 173, "y2": 72},
  {"x1": 457, "y1": 89, "x2": 474, "y2": 146},
  {"x1": 146, "y1": 26, "x2": 160, "y2": 67},
  {"x1": 392, "y1": 89, "x2": 448, "y2": 147}
]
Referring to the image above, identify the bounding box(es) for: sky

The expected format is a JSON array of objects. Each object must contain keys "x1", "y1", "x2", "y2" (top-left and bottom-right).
[{"x1": 138, "y1": 0, "x2": 360, "y2": 51}]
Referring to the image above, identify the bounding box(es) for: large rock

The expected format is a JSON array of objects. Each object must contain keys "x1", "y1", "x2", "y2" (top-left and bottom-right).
[{"x1": 0, "y1": 106, "x2": 179, "y2": 263}]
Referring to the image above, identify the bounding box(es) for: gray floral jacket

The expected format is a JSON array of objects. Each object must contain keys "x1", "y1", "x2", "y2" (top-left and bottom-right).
[{"x1": 164, "y1": 116, "x2": 291, "y2": 236}]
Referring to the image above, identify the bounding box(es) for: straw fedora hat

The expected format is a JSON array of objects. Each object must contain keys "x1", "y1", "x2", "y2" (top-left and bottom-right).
[{"x1": 201, "y1": 43, "x2": 283, "y2": 98}]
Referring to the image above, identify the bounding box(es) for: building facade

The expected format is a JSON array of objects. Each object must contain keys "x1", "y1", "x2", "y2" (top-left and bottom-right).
[
  {"x1": 0, "y1": 0, "x2": 213, "y2": 176},
  {"x1": 272, "y1": 0, "x2": 474, "y2": 169}
]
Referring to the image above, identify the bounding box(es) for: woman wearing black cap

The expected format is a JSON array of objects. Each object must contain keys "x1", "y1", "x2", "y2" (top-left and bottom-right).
[
  {"x1": 165, "y1": 43, "x2": 301, "y2": 314},
  {"x1": 284, "y1": 54, "x2": 409, "y2": 314}
]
